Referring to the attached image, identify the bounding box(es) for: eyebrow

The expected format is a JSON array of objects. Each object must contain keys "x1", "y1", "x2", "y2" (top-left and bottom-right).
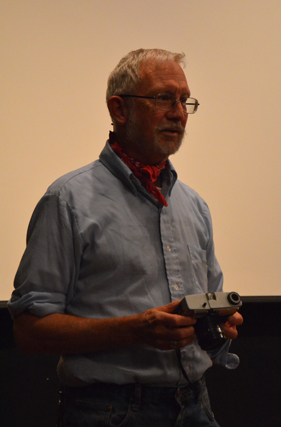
[{"x1": 149, "y1": 89, "x2": 191, "y2": 98}]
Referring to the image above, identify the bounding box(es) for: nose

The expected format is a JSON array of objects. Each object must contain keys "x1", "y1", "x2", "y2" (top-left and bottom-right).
[{"x1": 166, "y1": 100, "x2": 187, "y2": 122}]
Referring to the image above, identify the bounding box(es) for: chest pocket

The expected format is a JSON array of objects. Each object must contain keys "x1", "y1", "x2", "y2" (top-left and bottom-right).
[{"x1": 187, "y1": 244, "x2": 208, "y2": 292}]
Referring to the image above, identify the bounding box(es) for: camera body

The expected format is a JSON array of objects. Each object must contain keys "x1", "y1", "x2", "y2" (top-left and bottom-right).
[{"x1": 174, "y1": 292, "x2": 242, "y2": 351}]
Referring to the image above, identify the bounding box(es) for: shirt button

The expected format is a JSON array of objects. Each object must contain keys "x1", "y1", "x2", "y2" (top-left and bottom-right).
[
  {"x1": 173, "y1": 284, "x2": 179, "y2": 290},
  {"x1": 184, "y1": 365, "x2": 190, "y2": 373},
  {"x1": 167, "y1": 245, "x2": 171, "y2": 252}
]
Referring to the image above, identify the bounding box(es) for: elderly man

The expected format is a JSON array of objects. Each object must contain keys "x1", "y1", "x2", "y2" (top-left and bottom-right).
[{"x1": 9, "y1": 48, "x2": 243, "y2": 427}]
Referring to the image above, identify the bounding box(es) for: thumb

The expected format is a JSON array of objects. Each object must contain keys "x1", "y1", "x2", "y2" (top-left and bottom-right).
[{"x1": 155, "y1": 300, "x2": 181, "y2": 314}]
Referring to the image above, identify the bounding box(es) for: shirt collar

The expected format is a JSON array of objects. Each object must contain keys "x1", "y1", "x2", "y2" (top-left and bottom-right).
[{"x1": 99, "y1": 140, "x2": 178, "y2": 200}]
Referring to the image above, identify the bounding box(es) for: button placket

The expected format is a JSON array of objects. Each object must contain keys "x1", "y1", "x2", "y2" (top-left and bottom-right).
[{"x1": 159, "y1": 208, "x2": 184, "y2": 301}]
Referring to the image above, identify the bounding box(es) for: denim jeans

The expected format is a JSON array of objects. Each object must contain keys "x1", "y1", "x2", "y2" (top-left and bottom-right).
[{"x1": 59, "y1": 377, "x2": 220, "y2": 427}]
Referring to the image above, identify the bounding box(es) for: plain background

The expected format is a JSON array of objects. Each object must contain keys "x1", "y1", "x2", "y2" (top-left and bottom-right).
[{"x1": 1, "y1": 0, "x2": 281, "y2": 300}]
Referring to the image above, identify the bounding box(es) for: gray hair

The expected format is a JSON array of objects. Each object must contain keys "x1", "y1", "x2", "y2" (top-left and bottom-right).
[{"x1": 106, "y1": 48, "x2": 185, "y2": 102}]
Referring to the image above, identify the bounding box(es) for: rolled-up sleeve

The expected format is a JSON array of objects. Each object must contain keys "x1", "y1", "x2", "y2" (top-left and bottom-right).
[{"x1": 8, "y1": 193, "x2": 80, "y2": 318}]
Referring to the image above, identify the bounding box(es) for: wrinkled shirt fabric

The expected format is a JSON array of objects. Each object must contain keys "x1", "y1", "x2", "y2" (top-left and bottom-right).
[{"x1": 8, "y1": 141, "x2": 239, "y2": 386}]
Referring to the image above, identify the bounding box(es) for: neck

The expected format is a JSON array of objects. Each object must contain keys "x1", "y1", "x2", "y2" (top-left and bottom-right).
[
  {"x1": 111, "y1": 131, "x2": 168, "y2": 166},
  {"x1": 154, "y1": 175, "x2": 163, "y2": 187}
]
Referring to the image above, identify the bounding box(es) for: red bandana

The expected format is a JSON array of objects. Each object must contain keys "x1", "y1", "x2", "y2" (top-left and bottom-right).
[{"x1": 109, "y1": 131, "x2": 168, "y2": 206}]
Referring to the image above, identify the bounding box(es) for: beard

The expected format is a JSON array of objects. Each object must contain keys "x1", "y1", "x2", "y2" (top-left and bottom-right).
[
  {"x1": 125, "y1": 109, "x2": 186, "y2": 164},
  {"x1": 154, "y1": 123, "x2": 186, "y2": 157}
]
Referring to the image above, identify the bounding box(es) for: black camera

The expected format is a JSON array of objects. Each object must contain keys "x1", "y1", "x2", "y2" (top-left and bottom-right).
[{"x1": 174, "y1": 292, "x2": 242, "y2": 351}]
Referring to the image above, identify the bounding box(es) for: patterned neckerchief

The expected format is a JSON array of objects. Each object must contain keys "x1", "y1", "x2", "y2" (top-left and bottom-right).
[{"x1": 109, "y1": 131, "x2": 168, "y2": 206}]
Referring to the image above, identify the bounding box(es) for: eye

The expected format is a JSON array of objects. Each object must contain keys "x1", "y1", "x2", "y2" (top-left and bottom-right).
[
  {"x1": 158, "y1": 93, "x2": 173, "y2": 101},
  {"x1": 180, "y1": 96, "x2": 188, "y2": 104}
]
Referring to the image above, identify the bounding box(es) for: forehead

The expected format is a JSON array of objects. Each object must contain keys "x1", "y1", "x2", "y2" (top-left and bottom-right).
[{"x1": 138, "y1": 60, "x2": 189, "y2": 95}]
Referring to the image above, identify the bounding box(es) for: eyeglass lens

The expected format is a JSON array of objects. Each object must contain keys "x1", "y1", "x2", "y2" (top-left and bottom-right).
[{"x1": 156, "y1": 95, "x2": 197, "y2": 113}]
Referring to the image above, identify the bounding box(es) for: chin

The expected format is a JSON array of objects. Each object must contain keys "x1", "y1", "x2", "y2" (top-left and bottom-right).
[{"x1": 155, "y1": 135, "x2": 184, "y2": 158}]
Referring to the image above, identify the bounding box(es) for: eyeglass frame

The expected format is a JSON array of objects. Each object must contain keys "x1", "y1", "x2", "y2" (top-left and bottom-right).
[{"x1": 118, "y1": 93, "x2": 199, "y2": 114}]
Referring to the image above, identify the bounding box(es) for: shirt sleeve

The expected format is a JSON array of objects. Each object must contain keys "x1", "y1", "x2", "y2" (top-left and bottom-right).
[{"x1": 8, "y1": 192, "x2": 81, "y2": 318}]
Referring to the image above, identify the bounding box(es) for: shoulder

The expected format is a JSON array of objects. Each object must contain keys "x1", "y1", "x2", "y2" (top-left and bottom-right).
[
  {"x1": 27, "y1": 160, "x2": 105, "y2": 226},
  {"x1": 47, "y1": 161, "x2": 100, "y2": 195}
]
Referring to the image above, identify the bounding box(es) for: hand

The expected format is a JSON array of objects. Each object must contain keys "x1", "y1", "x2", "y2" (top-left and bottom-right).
[
  {"x1": 135, "y1": 300, "x2": 197, "y2": 351},
  {"x1": 14, "y1": 303, "x2": 196, "y2": 354},
  {"x1": 222, "y1": 311, "x2": 243, "y2": 340}
]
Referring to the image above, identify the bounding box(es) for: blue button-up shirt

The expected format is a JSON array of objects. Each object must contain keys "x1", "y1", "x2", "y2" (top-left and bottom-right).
[{"x1": 9, "y1": 141, "x2": 238, "y2": 386}]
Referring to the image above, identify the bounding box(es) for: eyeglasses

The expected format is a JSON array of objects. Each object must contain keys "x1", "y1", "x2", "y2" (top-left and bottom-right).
[{"x1": 119, "y1": 93, "x2": 199, "y2": 114}]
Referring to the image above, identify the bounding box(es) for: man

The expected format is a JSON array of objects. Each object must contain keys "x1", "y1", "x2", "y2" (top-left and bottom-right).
[{"x1": 9, "y1": 48, "x2": 243, "y2": 426}]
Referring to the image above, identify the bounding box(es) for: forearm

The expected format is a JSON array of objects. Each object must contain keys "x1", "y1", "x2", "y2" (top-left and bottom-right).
[
  {"x1": 14, "y1": 312, "x2": 140, "y2": 354},
  {"x1": 14, "y1": 302, "x2": 197, "y2": 354}
]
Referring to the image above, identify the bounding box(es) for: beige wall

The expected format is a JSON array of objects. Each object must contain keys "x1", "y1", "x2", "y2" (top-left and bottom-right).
[{"x1": 1, "y1": 0, "x2": 281, "y2": 300}]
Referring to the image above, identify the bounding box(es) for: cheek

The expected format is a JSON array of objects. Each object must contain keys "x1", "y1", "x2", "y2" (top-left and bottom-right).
[
  {"x1": 182, "y1": 115, "x2": 188, "y2": 127},
  {"x1": 137, "y1": 108, "x2": 167, "y2": 135},
  {"x1": 146, "y1": 118, "x2": 162, "y2": 135},
  {"x1": 154, "y1": 114, "x2": 171, "y2": 130}
]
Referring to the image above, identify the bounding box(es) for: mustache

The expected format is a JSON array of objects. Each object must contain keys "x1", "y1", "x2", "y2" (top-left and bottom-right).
[{"x1": 157, "y1": 123, "x2": 185, "y2": 133}]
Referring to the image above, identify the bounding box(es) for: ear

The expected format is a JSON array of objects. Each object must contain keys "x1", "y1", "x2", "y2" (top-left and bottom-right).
[{"x1": 107, "y1": 96, "x2": 128, "y2": 125}]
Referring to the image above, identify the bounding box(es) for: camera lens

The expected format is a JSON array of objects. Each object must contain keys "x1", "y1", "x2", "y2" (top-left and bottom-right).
[{"x1": 227, "y1": 292, "x2": 241, "y2": 305}]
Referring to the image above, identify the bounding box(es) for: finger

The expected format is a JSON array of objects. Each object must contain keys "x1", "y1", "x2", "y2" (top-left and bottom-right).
[
  {"x1": 226, "y1": 312, "x2": 243, "y2": 326},
  {"x1": 155, "y1": 300, "x2": 182, "y2": 313},
  {"x1": 223, "y1": 325, "x2": 238, "y2": 340},
  {"x1": 169, "y1": 335, "x2": 195, "y2": 350},
  {"x1": 165, "y1": 313, "x2": 197, "y2": 328},
  {"x1": 146, "y1": 309, "x2": 196, "y2": 329},
  {"x1": 157, "y1": 332, "x2": 196, "y2": 350},
  {"x1": 178, "y1": 335, "x2": 195, "y2": 347},
  {"x1": 165, "y1": 325, "x2": 196, "y2": 341},
  {"x1": 144, "y1": 318, "x2": 196, "y2": 349}
]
